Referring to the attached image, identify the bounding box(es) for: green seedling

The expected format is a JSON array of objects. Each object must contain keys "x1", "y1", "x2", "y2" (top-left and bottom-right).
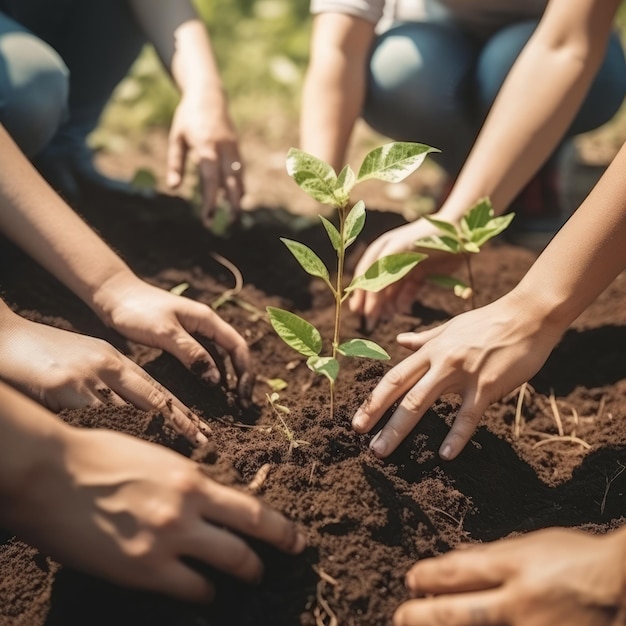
[
  {"x1": 266, "y1": 392, "x2": 309, "y2": 456},
  {"x1": 267, "y1": 142, "x2": 437, "y2": 417},
  {"x1": 415, "y1": 198, "x2": 514, "y2": 309}
]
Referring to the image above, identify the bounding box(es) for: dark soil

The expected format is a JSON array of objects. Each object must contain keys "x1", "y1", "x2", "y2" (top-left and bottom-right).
[{"x1": 1, "y1": 181, "x2": 625, "y2": 626}]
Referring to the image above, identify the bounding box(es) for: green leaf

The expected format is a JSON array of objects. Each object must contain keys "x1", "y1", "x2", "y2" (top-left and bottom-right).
[
  {"x1": 357, "y1": 142, "x2": 438, "y2": 183},
  {"x1": 346, "y1": 252, "x2": 426, "y2": 293},
  {"x1": 335, "y1": 164, "x2": 356, "y2": 205},
  {"x1": 319, "y1": 215, "x2": 341, "y2": 251},
  {"x1": 465, "y1": 213, "x2": 515, "y2": 248},
  {"x1": 286, "y1": 148, "x2": 338, "y2": 206},
  {"x1": 266, "y1": 307, "x2": 322, "y2": 357},
  {"x1": 307, "y1": 356, "x2": 339, "y2": 382},
  {"x1": 415, "y1": 235, "x2": 462, "y2": 254},
  {"x1": 464, "y1": 198, "x2": 494, "y2": 230},
  {"x1": 424, "y1": 216, "x2": 458, "y2": 237},
  {"x1": 337, "y1": 338, "x2": 390, "y2": 360},
  {"x1": 344, "y1": 200, "x2": 366, "y2": 248},
  {"x1": 428, "y1": 274, "x2": 467, "y2": 290},
  {"x1": 281, "y1": 238, "x2": 330, "y2": 282}
]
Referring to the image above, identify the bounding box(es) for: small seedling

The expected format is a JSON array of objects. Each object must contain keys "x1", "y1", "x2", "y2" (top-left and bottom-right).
[
  {"x1": 266, "y1": 392, "x2": 310, "y2": 456},
  {"x1": 267, "y1": 142, "x2": 437, "y2": 417},
  {"x1": 415, "y1": 198, "x2": 514, "y2": 308}
]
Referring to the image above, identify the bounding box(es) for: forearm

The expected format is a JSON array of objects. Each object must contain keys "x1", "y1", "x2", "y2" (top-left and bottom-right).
[
  {"x1": 129, "y1": 0, "x2": 227, "y2": 104},
  {"x1": 439, "y1": 0, "x2": 620, "y2": 221},
  {"x1": 300, "y1": 13, "x2": 375, "y2": 170},
  {"x1": 0, "y1": 381, "x2": 71, "y2": 526},
  {"x1": 511, "y1": 140, "x2": 626, "y2": 333},
  {"x1": 0, "y1": 126, "x2": 138, "y2": 313}
]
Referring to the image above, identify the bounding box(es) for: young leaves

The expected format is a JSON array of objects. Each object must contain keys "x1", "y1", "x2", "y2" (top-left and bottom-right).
[
  {"x1": 357, "y1": 142, "x2": 439, "y2": 183},
  {"x1": 346, "y1": 253, "x2": 426, "y2": 293},
  {"x1": 267, "y1": 307, "x2": 322, "y2": 357}
]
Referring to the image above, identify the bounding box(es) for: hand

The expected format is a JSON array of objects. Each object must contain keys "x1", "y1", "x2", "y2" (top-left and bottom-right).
[
  {"x1": 393, "y1": 527, "x2": 626, "y2": 625},
  {"x1": 352, "y1": 292, "x2": 562, "y2": 460},
  {"x1": 96, "y1": 275, "x2": 254, "y2": 407},
  {"x1": 349, "y1": 219, "x2": 462, "y2": 332},
  {"x1": 166, "y1": 91, "x2": 244, "y2": 227},
  {"x1": 0, "y1": 313, "x2": 208, "y2": 443},
  {"x1": 8, "y1": 425, "x2": 306, "y2": 602}
]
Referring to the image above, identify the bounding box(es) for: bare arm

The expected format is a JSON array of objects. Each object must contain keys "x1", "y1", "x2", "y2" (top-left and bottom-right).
[{"x1": 300, "y1": 12, "x2": 375, "y2": 171}]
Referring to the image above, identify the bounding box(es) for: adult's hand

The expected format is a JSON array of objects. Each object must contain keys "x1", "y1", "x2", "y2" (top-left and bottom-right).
[
  {"x1": 349, "y1": 219, "x2": 462, "y2": 332},
  {"x1": 393, "y1": 527, "x2": 626, "y2": 625},
  {"x1": 0, "y1": 309, "x2": 207, "y2": 443},
  {"x1": 167, "y1": 91, "x2": 244, "y2": 227},
  {"x1": 95, "y1": 275, "x2": 254, "y2": 407},
  {"x1": 352, "y1": 291, "x2": 562, "y2": 460},
  {"x1": 2, "y1": 392, "x2": 306, "y2": 602}
]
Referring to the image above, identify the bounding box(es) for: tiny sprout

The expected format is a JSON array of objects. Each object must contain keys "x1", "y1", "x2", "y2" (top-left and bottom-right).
[
  {"x1": 169, "y1": 282, "x2": 190, "y2": 296},
  {"x1": 266, "y1": 392, "x2": 309, "y2": 456},
  {"x1": 415, "y1": 198, "x2": 514, "y2": 308},
  {"x1": 267, "y1": 142, "x2": 437, "y2": 418}
]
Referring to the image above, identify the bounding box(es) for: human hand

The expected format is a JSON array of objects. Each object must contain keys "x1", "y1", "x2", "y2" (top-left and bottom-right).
[
  {"x1": 393, "y1": 527, "x2": 626, "y2": 625},
  {"x1": 167, "y1": 91, "x2": 244, "y2": 227},
  {"x1": 95, "y1": 275, "x2": 254, "y2": 407},
  {"x1": 349, "y1": 219, "x2": 462, "y2": 332},
  {"x1": 8, "y1": 425, "x2": 306, "y2": 602},
  {"x1": 352, "y1": 292, "x2": 562, "y2": 460},
  {"x1": 0, "y1": 314, "x2": 208, "y2": 443}
]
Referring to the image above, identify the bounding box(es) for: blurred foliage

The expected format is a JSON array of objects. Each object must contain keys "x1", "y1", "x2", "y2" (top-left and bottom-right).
[{"x1": 97, "y1": 0, "x2": 311, "y2": 144}]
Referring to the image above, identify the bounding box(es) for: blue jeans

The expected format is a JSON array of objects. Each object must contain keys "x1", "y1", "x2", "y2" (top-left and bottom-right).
[
  {"x1": 364, "y1": 20, "x2": 626, "y2": 174},
  {"x1": 0, "y1": 0, "x2": 144, "y2": 157}
]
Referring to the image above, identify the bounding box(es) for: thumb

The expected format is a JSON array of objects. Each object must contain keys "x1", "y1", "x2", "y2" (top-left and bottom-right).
[{"x1": 397, "y1": 324, "x2": 446, "y2": 350}]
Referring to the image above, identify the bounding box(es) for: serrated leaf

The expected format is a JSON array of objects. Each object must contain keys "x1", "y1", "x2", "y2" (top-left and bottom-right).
[
  {"x1": 344, "y1": 200, "x2": 366, "y2": 248},
  {"x1": 307, "y1": 356, "x2": 339, "y2": 382},
  {"x1": 267, "y1": 307, "x2": 322, "y2": 357},
  {"x1": 357, "y1": 142, "x2": 438, "y2": 183},
  {"x1": 337, "y1": 338, "x2": 390, "y2": 360},
  {"x1": 286, "y1": 148, "x2": 338, "y2": 205},
  {"x1": 319, "y1": 215, "x2": 341, "y2": 251},
  {"x1": 281, "y1": 238, "x2": 330, "y2": 281},
  {"x1": 345, "y1": 252, "x2": 426, "y2": 293}
]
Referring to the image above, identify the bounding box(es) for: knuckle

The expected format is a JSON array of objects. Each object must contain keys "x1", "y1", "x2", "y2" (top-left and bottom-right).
[
  {"x1": 384, "y1": 366, "x2": 410, "y2": 390},
  {"x1": 401, "y1": 388, "x2": 427, "y2": 414},
  {"x1": 226, "y1": 540, "x2": 255, "y2": 578}
]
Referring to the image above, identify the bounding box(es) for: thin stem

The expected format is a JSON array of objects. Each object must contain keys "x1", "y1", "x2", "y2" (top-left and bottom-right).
[{"x1": 464, "y1": 254, "x2": 476, "y2": 309}]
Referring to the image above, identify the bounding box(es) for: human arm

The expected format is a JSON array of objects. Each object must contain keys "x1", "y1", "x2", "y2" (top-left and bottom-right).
[
  {"x1": 0, "y1": 380, "x2": 305, "y2": 601},
  {"x1": 300, "y1": 12, "x2": 376, "y2": 171},
  {"x1": 353, "y1": 138, "x2": 626, "y2": 461},
  {"x1": 0, "y1": 124, "x2": 254, "y2": 410},
  {"x1": 350, "y1": 0, "x2": 622, "y2": 327},
  {"x1": 128, "y1": 0, "x2": 243, "y2": 226},
  {"x1": 393, "y1": 527, "x2": 626, "y2": 625}
]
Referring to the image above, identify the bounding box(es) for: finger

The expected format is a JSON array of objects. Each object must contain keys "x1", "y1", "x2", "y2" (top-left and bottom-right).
[
  {"x1": 368, "y1": 367, "x2": 445, "y2": 458},
  {"x1": 220, "y1": 158, "x2": 244, "y2": 221},
  {"x1": 438, "y1": 392, "x2": 489, "y2": 461},
  {"x1": 348, "y1": 287, "x2": 365, "y2": 316},
  {"x1": 166, "y1": 131, "x2": 187, "y2": 189},
  {"x1": 362, "y1": 289, "x2": 386, "y2": 333},
  {"x1": 150, "y1": 559, "x2": 216, "y2": 604},
  {"x1": 106, "y1": 365, "x2": 208, "y2": 445},
  {"x1": 393, "y1": 589, "x2": 507, "y2": 626},
  {"x1": 200, "y1": 480, "x2": 306, "y2": 557},
  {"x1": 198, "y1": 158, "x2": 220, "y2": 227},
  {"x1": 397, "y1": 325, "x2": 448, "y2": 351},
  {"x1": 46, "y1": 384, "x2": 107, "y2": 412},
  {"x1": 352, "y1": 353, "x2": 429, "y2": 433},
  {"x1": 405, "y1": 547, "x2": 511, "y2": 596},
  {"x1": 92, "y1": 386, "x2": 127, "y2": 407}
]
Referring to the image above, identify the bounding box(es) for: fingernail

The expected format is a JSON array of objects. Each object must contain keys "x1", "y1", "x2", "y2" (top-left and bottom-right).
[
  {"x1": 196, "y1": 431, "x2": 209, "y2": 445},
  {"x1": 293, "y1": 531, "x2": 307, "y2": 554},
  {"x1": 369, "y1": 431, "x2": 387, "y2": 456},
  {"x1": 440, "y1": 443, "x2": 452, "y2": 460},
  {"x1": 202, "y1": 368, "x2": 221, "y2": 385},
  {"x1": 352, "y1": 410, "x2": 366, "y2": 431}
]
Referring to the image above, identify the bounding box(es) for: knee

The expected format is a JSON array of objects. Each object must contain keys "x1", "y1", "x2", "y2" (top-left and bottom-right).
[
  {"x1": 364, "y1": 22, "x2": 478, "y2": 137},
  {"x1": 0, "y1": 33, "x2": 69, "y2": 156}
]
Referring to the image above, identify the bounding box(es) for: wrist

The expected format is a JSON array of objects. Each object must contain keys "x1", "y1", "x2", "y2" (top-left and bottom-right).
[{"x1": 89, "y1": 269, "x2": 143, "y2": 327}]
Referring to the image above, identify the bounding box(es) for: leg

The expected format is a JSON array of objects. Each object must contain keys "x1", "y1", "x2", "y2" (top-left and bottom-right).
[
  {"x1": 362, "y1": 21, "x2": 482, "y2": 174},
  {"x1": 0, "y1": 11, "x2": 69, "y2": 156}
]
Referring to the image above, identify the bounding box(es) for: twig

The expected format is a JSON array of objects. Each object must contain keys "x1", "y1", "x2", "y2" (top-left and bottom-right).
[
  {"x1": 596, "y1": 394, "x2": 607, "y2": 420},
  {"x1": 548, "y1": 389, "x2": 564, "y2": 437},
  {"x1": 601, "y1": 462, "x2": 626, "y2": 515},
  {"x1": 514, "y1": 382, "x2": 528, "y2": 440},
  {"x1": 426, "y1": 505, "x2": 465, "y2": 530},
  {"x1": 532, "y1": 435, "x2": 590, "y2": 450}
]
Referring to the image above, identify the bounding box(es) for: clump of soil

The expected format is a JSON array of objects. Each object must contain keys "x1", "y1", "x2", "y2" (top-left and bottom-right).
[{"x1": 0, "y1": 184, "x2": 625, "y2": 626}]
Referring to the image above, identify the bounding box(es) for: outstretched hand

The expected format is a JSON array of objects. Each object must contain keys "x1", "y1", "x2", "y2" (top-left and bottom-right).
[
  {"x1": 0, "y1": 312, "x2": 208, "y2": 443},
  {"x1": 393, "y1": 527, "x2": 626, "y2": 625},
  {"x1": 97, "y1": 276, "x2": 254, "y2": 407},
  {"x1": 352, "y1": 292, "x2": 562, "y2": 460},
  {"x1": 349, "y1": 219, "x2": 462, "y2": 331},
  {"x1": 167, "y1": 92, "x2": 244, "y2": 228}
]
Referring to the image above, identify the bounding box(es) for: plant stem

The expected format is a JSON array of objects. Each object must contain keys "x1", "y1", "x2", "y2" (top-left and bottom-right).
[{"x1": 464, "y1": 254, "x2": 476, "y2": 309}]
